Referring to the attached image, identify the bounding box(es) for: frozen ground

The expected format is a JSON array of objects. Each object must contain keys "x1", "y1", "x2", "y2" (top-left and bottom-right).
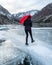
[{"x1": 0, "y1": 25, "x2": 52, "y2": 65}]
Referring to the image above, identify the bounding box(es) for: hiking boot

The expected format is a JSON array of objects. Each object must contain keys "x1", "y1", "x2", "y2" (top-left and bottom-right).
[
  {"x1": 31, "y1": 40, "x2": 35, "y2": 43},
  {"x1": 25, "y1": 43, "x2": 28, "y2": 45}
]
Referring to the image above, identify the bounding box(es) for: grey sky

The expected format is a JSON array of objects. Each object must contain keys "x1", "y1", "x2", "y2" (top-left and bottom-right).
[{"x1": 0, "y1": 0, "x2": 52, "y2": 14}]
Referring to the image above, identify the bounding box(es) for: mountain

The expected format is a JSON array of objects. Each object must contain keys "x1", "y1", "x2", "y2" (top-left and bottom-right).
[
  {"x1": 0, "y1": 5, "x2": 11, "y2": 24},
  {"x1": 32, "y1": 3, "x2": 52, "y2": 27},
  {"x1": 0, "y1": 5, "x2": 19, "y2": 24},
  {"x1": 0, "y1": 5, "x2": 38, "y2": 24},
  {"x1": 13, "y1": 10, "x2": 38, "y2": 20},
  {"x1": 0, "y1": 3, "x2": 52, "y2": 26},
  {"x1": 0, "y1": 5, "x2": 10, "y2": 15},
  {"x1": 32, "y1": 3, "x2": 52, "y2": 22}
]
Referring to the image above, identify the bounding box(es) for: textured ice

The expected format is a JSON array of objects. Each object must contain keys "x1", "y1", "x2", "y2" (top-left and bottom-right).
[{"x1": 0, "y1": 25, "x2": 52, "y2": 65}]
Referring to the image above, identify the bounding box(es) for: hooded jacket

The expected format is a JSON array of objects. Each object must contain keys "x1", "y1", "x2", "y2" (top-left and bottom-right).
[{"x1": 24, "y1": 18, "x2": 32, "y2": 30}]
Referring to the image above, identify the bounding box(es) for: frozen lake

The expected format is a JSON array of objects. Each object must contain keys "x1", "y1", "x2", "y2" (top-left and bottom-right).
[{"x1": 0, "y1": 25, "x2": 52, "y2": 65}]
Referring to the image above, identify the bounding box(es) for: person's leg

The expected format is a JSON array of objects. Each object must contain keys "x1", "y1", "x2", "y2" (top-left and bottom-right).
[
  {"x1": 25, "y1": 29, "x2": 28, "y2": 45},
  {"x1": 28, "y1": 29, "x2": 34, "y2": 43}
]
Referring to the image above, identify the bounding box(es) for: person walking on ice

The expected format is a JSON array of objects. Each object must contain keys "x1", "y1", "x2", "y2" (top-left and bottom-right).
[{"x1": 20, "y1": 15, "x2": 34, "y2": 45}]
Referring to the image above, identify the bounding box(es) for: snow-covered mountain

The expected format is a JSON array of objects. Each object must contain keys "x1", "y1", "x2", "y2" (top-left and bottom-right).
[
  {"x1": 32, "y1": 3, "x2": 52, "y2": 22},
  {"x1": 32, "y1": 3, "x2": 52, "y2": 27},
  {"x1": 0, "y1": 5, "x2": 12, "y2": 24},
  {"x1": 13, "y1": 10, "x2": 38, "y2": 19},
  {"x1": 0, "y1": 5, "x2": 10, "y2": 16},
  {"x1": 0, "y1": 3, "x2": 52, "y2": 27},
  {"x1": 0, "y1": 5, "x2": 38, "y2": 24},
  {"x1": 0, "y1": 5, "x2": 19, "y2": 24}
]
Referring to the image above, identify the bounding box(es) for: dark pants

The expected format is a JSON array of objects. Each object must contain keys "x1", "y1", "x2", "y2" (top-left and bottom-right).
[{"x1": 25, "y1": 28, "x2": 33, "y2": 44}]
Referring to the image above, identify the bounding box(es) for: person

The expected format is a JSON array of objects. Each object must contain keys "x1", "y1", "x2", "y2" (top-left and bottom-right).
[{"x1": 23, "y1": 16, "x2": 34, "y2": 45}]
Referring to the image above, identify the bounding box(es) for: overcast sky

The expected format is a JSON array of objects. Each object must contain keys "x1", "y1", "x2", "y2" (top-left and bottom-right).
[{"x1": 0, "y1": 0, "x2": 52, "y2": 14}]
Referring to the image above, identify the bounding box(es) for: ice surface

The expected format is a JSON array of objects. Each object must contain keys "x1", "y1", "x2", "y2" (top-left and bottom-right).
[{"x1": 0, "y1": 25, "x2": 52, "y2": 65}]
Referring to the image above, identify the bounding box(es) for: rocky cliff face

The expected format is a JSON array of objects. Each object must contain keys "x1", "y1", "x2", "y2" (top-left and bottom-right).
[
  {"x1": 0, "y1": 5, "x2": 10, "y2": 15},
  {"x1": 0, "y1": 5, "x2": 19, "y2": 24},
  {"x1": 32, "y1": 3, "x2": 52, "y2": 27},
  {"x1": 32, "y1": 3, "x2": 52, "y2": 22}
]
